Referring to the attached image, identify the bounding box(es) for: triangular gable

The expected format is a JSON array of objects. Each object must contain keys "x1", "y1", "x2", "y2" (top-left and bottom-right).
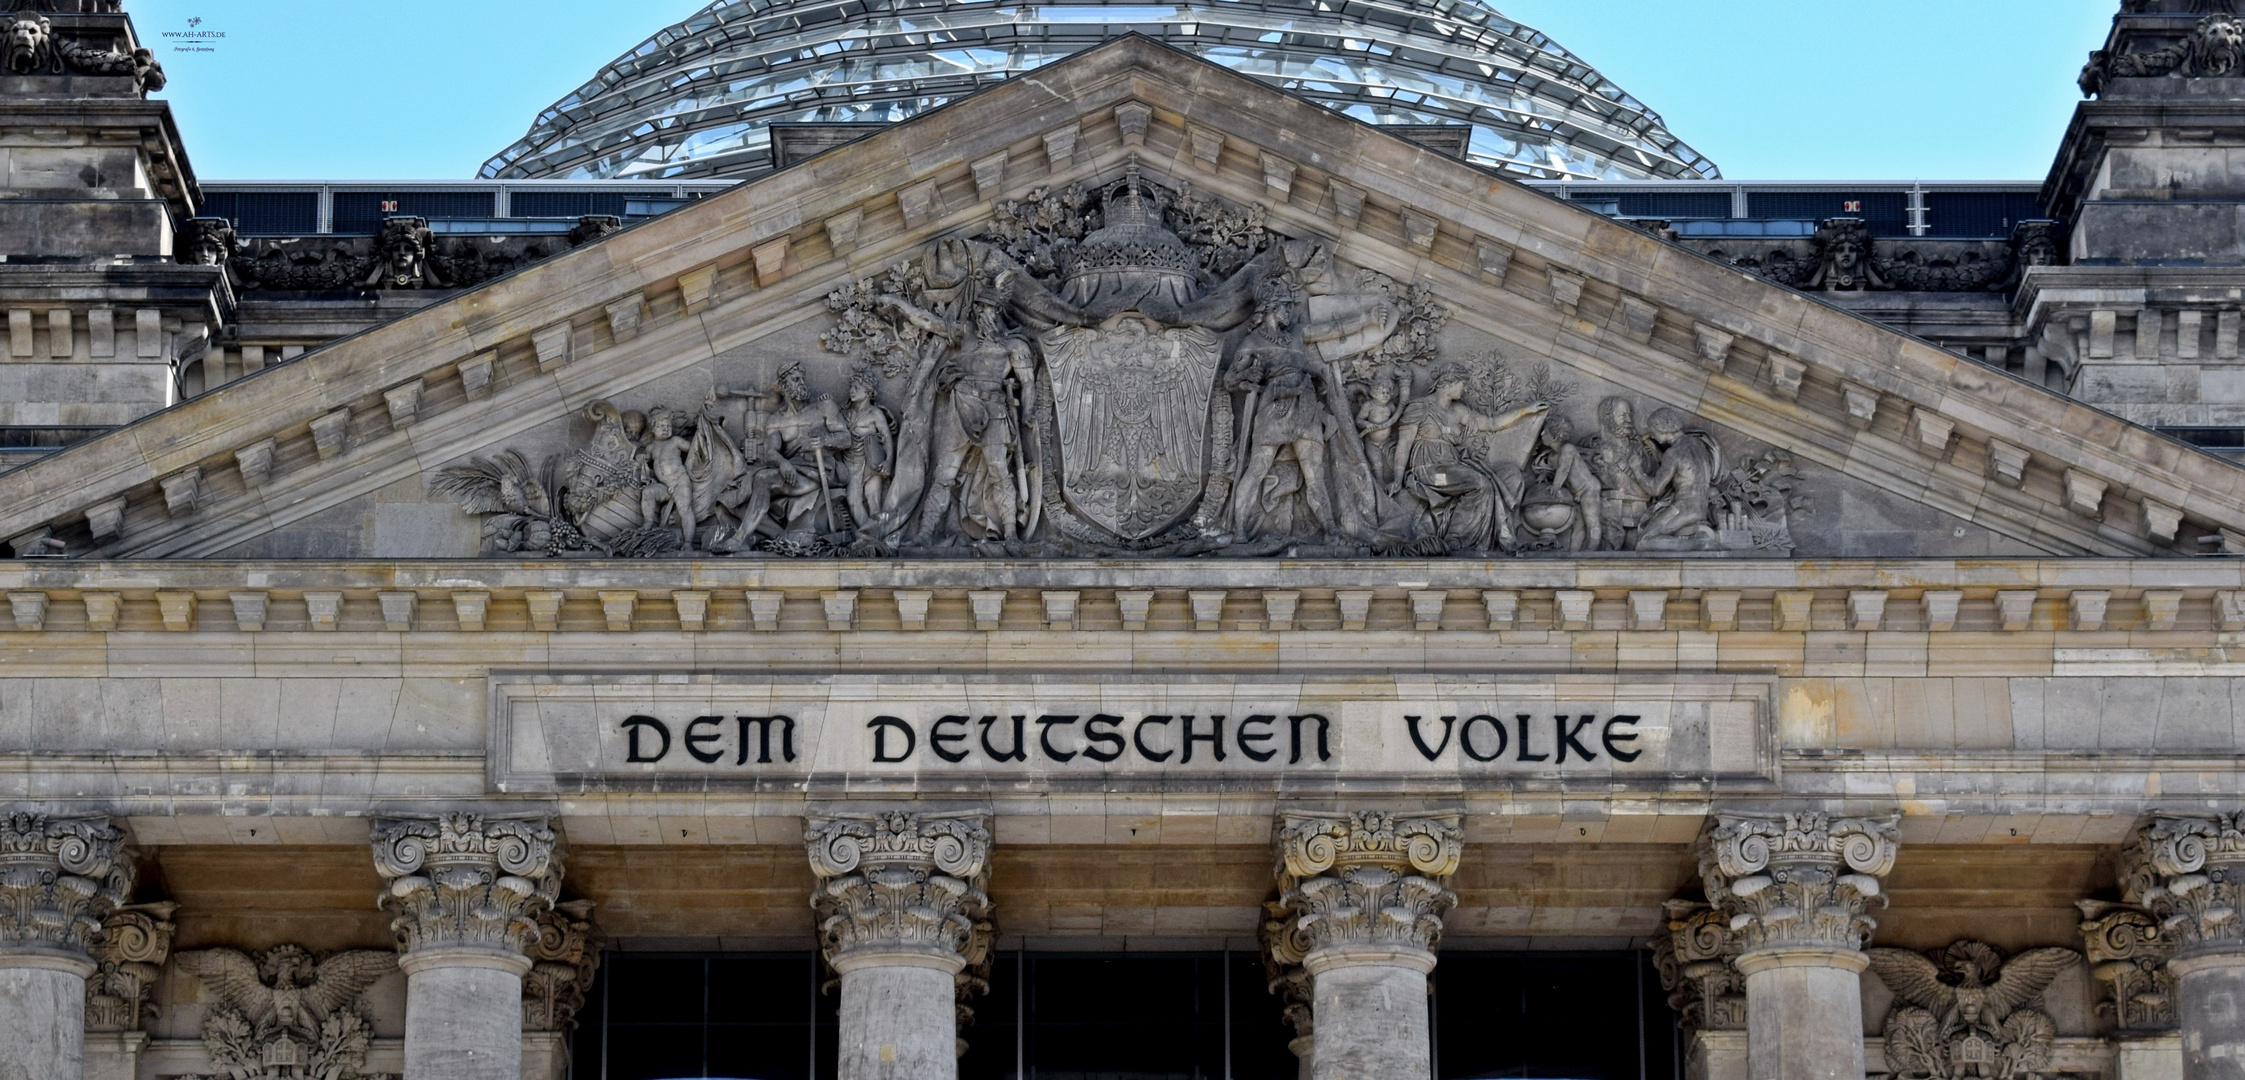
[{"x1": 0, "y1": 35, "x2": 2233, "y2": 561}]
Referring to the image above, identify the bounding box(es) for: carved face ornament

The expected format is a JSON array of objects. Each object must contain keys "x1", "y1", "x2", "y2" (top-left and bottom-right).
[{"x1": 2, "y1": 14, "x2": 51, "y2": 73}]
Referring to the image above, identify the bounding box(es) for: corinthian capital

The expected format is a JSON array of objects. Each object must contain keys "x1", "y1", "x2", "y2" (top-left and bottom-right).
[
  {"x1": 804, "y1": 810, "x2": 992, "y2": 972},
  {"x1": 86, "y1": 901, "x2": 175, "y2": 1032},
  {"x1": 2121, "y1": 812, "x2": 2245, "y2": 958},
  {"x1": 1653, "y1": 899, "x2": 1745, "y2": 1031},
  {"x1": 0, "y1": 811, "x2": 132, "y2": 959},
  {"x1": 522, "y1": 899, "x2": 601, "y2": 1033},
  {"x1": 1272, "y1": 810, "x2": 1462, "y2": 960},
  {"x1": 2078, "y1": 899, "x2": 2177, "y2": 1032},
  {"x1": 370, "y1": 813, "x2": 563, "y2": 957},
  {"x1": 1697, "y1": 810, "x2": 1900, "y2": 954}
]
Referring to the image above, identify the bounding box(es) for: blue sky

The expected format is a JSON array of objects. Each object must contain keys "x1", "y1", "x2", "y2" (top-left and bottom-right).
[{"x1": 131, "y1": 0, "x2": 2118, "y2": 182}]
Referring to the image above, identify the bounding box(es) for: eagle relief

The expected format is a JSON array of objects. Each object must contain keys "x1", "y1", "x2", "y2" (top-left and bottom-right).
[
  {"x1": 1866, "y1": 940, "x2": 2079, "y2": 1080},
  {"x1": 173, "y1": 945, "x2": 400, "y2": 1080},
  {"x1": 435, "y1": 160, "x2": 1807, "y2": 559}
]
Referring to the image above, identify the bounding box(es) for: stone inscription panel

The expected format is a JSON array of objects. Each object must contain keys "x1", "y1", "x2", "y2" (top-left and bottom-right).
[{"x1": 489, "y1": 673, "x2": 1778, "y2": 793}]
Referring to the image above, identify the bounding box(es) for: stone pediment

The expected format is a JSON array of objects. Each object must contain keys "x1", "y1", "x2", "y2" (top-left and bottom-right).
[{"x1": 1, "y1": 36, "x2": 2238, "y2": 561}]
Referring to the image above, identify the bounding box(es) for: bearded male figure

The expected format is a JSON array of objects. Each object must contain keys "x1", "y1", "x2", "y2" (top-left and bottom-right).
[{"x1": 876, "y1": 279, "x2": 1040, "y2": 544}]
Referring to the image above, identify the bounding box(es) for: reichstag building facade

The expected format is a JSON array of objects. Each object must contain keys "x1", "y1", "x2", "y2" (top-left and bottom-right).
[{"x1": 5, "y1": 1, "x2": 2245, "y2": 1079}]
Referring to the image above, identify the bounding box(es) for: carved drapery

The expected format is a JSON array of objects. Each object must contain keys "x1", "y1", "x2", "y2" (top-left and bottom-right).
[
  {"x1": 1653, "y1": 899, "x2": 1745, "y2": 1031},
  {"x1": 0, "y1": 811, "x2": 131, "y2": 958},
  {"x1": 84, "y1": 901, "x2": 174, "y2": 1032},
  {"x1": 1271, "y1": 811, "x2": 1462, "y2": 959},
  {"x1": 1697, "y1": 811, "x2": 1900, "y2": 954},
  {"x1": 522, "y1": 899, "x2": 600, "y2": 1033},
  {"x1": 805, "y1": 810, "x2": 993, "y2": 968},
  {"x1": 2078, "y1": 900, "x2": 2178, "y2": 1032},
  {"x1": 370, "y1": 813, "x2": 564, "y2": 957},
  {"x1": 2121, "y1": 812, "x2": 2245, "y2": 958},
  {"x1": 1864, "y1": 940, "x2": 2078, "y2": 1080}
]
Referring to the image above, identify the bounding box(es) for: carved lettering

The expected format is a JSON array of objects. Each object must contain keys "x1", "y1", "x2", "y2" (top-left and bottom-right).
[
  {"x1": 622, "y1": 715, "x2": 671, "y2": 762},
  {"x1": 869, "y1": 715, "x2": 916, "y2": 762},
  {"x1": 1461, "y1": 714, "x2": 1507, "y2": 761}
]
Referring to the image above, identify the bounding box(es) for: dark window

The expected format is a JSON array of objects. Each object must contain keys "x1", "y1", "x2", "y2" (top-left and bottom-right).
[
  {"x1": 198, "y1": 192, "x2": 318, "y2": 235},
  {"x1": 1612, "y1": 192, "x2": 1731, "y2": 220},
  {"x1": 1923, "y1": 192, "x2": 2046, "y2": 239},
  {"x1": 1745, "y1": 191, "x2": 1910, "y2": 237},
  {"x1": 512, "y1": 191, "x2": 633, "y2": 219},
  {"x1": 570, "y1": 953, "x2": 837, "y2": 1080},
  {"x1": 570, "y1": 949, "x2": 1670, "y2": 1080},
  {"x1": 330, "y1": 191, "x2": 497, "y2": 234},
  {"x1": 1432, "y1": 951, "x2": 1676, "y2": 1080},
  {"x1": 2160, "y1": 426, "x2": 2245, "y2": 449}
]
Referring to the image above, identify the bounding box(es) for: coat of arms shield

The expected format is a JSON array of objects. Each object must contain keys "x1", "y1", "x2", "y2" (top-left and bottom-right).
[{"x1": 1041, "y1": 313, "x2": 1223, "y2": 539}]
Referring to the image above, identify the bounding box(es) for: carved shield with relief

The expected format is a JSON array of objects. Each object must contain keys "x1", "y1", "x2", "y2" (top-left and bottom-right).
[{"x1": 1041, "y1": 313, "x2": 1222, "y2": 539}]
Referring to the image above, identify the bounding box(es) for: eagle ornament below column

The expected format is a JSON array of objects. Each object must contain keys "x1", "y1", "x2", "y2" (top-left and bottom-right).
[
  {"x1": 1271, "y1": 810, "x2": 1463, "y2": 1080},
  {"x1": 371, "y1": 813, "x2": 564, "y2": 1080},
  {"x1": 806, "y1": 809, "x2": 994, "y2": 1080},
  {"x1": 1699, "y1": 811, "x2": 1900, "y2": 1080}
]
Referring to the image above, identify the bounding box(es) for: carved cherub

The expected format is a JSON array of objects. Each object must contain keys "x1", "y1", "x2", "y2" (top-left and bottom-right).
[
  {"x1": 1866, "y1": 941, "x2": 2077, "y2": 1080},
  {"x1": 638, "y1": 406, "x2": 697, "y2": 549}
]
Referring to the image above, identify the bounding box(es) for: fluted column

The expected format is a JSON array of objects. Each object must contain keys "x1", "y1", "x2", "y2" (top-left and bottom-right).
[
  {"x1": 372, "y1": 813, "x2": 563, "y2": 1080},
  {"x1": 1698, "y1": 811, "x2": 1899, "y2": 1080},
  {"x1": 0, "y1": 811, "x2": 131, "y2": 1080},
  {"x1": 806, "y1": 810, "x2": 993, "y2": 1080},
  {"x1": 1272, "y1": 810, "x2": 1461, "y2": 1080},
  {"x1": 2121, "y1": 813, "x2": 2245, "y2": 1080}
]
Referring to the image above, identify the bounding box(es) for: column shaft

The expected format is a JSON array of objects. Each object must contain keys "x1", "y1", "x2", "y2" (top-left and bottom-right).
[
  {"x1": 806, "y1": 811, "x2": 993, "y2": 1080},
  {"x1": 402, "y1": 950, "x2": 531, "y2": 1080},
  {"x1": 2125, "y1": 814, "x2": 2245, "y2": 1080},
  {"x1": 1305, "y1": 949, "x2": 1434, "y2": 1080},
  {"x1": 835, "y1": 957, "x2": 963, "y2": 1080},
  {"x1": 0, "y1": 812, "x2": 131, "y2": 1080},
  {"x1": 372, "y1": 813, "x2": 565, "y2": 1080},
  {"x1": 0, "y1": 955, "x2": 95, "y2": 1080},
  {"x1": 2174, "y1": 954, "x2": 2245, "y2": 1080},
  {"x1": 1736, "y1": 950, "x2": 1868, "y2": 1080},
  {"x1": 1699, "y1": 812, "x2": 1899, "y2": 1080},
  {"x1": 1271, "y1": 811, "x2": 1462, "y2": 1080}
]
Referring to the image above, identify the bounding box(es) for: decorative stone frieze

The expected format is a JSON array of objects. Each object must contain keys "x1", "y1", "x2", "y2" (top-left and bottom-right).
[
  {"x1": 1864, "y1": 940, "x2": 2078, "y2": 1080},
  {"x1": 522, "y1": 899, "x2": 601, "y2": 1033},
  {"x1": 1273, "y1": 810, "x2": 1462, "y2": 957},
  {"x1": 0, "y1": 812, "x2": 131, "y2": 957},
  {"x1": 84, "y1": 901, "x2": 173, "y2": 1032},
  {"x1": 2121, "y1": 813, "x2": 2245, "y2": 957},
  {"x1": 1698, "y1": 811, "x2": 1900, "y2": 953},
  {"x1": 804, "y1": 810, "x2": 993, "y2": 971},
  {"x1": 1652, "y1": 899, "x2": 1745, "y2": 1032},
  {"x1": 370, "y1": 813, "x2": 564, "y2": 957},
  {"x1": 174, "y1": 944, "x2": 398, "y2": 1080},
  {"x1": 2078, "y1": 899, "x2": 2177, "y2": 1032}
]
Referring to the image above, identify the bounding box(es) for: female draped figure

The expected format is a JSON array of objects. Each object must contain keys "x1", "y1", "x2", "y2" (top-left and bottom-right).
[{"x1": 1388, "y1": 365, "x2": 1549, "y2": 551}]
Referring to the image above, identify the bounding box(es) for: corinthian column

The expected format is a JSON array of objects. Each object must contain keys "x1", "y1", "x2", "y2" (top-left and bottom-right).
[
  {"x1": 2121, "y1": 813, "x2": 2245, "y2": 1080},
  {"x1": 806, "y1": 810, "x2": 993, "y2": 1080},
  {"x1": 1272, "y1": 810, "x2": 1462, "y2": 1080},
  {"x1": 1698, "y1": 811, "x2": 1899, "y2": 1080},
  {"x1": 371, "y1": 813, "x2": 563, "y2": 1080},
  {"x1": 0, "y1": 811, "x2": 131, "y2": 1080}
]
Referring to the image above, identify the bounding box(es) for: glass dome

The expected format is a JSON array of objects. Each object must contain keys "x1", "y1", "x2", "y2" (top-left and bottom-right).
[{"x1": 481, "y1": 0, "x2": 1719, "y2": 183}]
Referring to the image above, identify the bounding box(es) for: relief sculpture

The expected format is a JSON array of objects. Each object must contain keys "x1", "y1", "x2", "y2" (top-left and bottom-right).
[{"x1": 437, "y1": 161, "x2": 1806, "y2": 559}]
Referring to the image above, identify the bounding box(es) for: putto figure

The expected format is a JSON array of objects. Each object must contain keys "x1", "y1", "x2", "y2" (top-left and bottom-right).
[{"x1": 441, "y1": 162, "x2": 1803, "y2": 559}]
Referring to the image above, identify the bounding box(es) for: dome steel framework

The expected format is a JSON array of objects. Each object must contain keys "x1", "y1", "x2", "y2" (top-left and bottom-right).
[{"x1": 481, "y1": 0, "x2": 1719, "y2": 184}]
